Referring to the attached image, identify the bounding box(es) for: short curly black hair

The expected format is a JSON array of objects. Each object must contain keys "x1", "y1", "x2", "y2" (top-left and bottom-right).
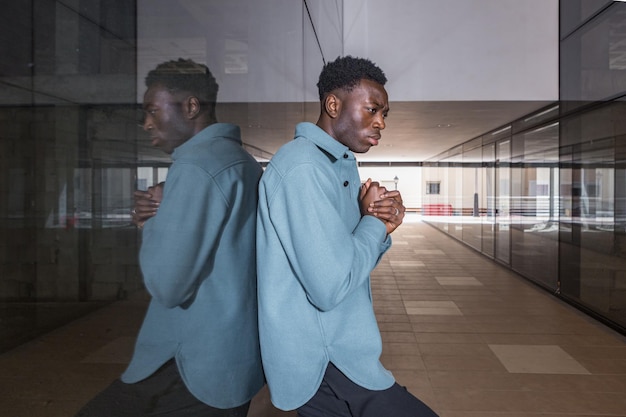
[
  {"x1": 317, "y1": 56, "x2": 387, "y2": 100},
  {"x1": 145, "y1": 58, "x2": 219, "y2": 106}
]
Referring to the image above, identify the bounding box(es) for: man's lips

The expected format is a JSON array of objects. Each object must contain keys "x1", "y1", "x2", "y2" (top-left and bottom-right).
[{"x1": 368, "y1": 134, "x2": 381, "y2": 146}]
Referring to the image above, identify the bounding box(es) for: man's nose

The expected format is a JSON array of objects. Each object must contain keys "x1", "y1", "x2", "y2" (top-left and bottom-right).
[{"x1": 374, "y1": 114, "x2": 386, "y2": 130}]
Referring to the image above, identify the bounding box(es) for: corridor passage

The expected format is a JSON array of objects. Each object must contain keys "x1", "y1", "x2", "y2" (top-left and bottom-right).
[{"x1": 1, "y1": 217, "x2": 625, "y2": 416}]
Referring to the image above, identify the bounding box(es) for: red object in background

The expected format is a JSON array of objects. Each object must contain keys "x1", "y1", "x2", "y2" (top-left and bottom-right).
[{"x1": 422, "y1": 204, "x2": 453, "y2": 216}]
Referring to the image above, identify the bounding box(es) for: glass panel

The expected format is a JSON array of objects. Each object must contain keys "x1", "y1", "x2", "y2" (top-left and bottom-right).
[
  {"x1": 510, "y1": 123, "x2": 560, "y2": 290},
  {"x1": 560, "y1": 101, "x2": 626, "y2": 329},
  {"x1": 0, "y1": 0, "x2": 139, "y2": 353},
  {"x1": 561, "y1": 3, "x2": 626, "y2": 114},
  {"x1": 462, "y1": 146, "x2": 482, "y2": 251},
  {"x1": 482, "y1": 142, "x2": 496, "y2": 258},
  {"x1": 560, "y1": 0, "x2": 612, "y2": 37},
  {"x1": 450, "y1": 165, "x2": 464, "y2": 240},
  {"x1": 496, "y1": 139, "x2": 511, "y2": 264},
  {"x1": 1, "y1": 0, "x2": 345, "y2": 352}
]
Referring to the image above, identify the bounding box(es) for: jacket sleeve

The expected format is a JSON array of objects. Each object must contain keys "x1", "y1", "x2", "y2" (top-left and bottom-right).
[
  {"x1": 268, "y1": 162, "x2": 390, "y2": 312},
  {"x1": 139, "y1": 162, "x2": 228, "y2": 308}
]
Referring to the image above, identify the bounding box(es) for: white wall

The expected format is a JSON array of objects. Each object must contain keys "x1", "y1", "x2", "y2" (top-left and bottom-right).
[
  {"x1": 343, "y1": 0, "x2": 559, "y2": 101},
  {"x1": 137, "y1": 0, "x2": 342, "y2": 103},
  {"x1": 358, "y1": 166, "x2": 423, "y2": 210}
]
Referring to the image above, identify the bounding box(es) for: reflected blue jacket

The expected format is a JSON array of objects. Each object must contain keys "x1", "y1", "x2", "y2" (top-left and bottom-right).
[
  {"x1": 121, "y1": 123, "x2": 264, "y2": 409},
  {"x1": 256, "y1": 122, "x2": 395, "y2": 411}
]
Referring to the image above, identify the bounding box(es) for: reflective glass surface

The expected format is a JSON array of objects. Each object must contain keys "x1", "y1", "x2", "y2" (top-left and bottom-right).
[
  {"x1": 560, "y1": 2, "x2": 626, "y2": 113},
  {"x1": 0, "y1": 0, "x2": 343, "y2": 352}
]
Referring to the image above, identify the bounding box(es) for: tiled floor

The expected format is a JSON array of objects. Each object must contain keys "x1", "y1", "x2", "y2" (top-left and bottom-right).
[{"x1": 1, "y1": 217, "x2": 626, "y2": 416}]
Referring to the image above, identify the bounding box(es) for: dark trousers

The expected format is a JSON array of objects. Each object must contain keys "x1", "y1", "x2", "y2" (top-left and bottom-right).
[
  {"x1": 297, "y1": 363, "x2": 438, "y2": 417},
  {"x1": 74, "y1": 359, "x2": 251, "y2": 417}
]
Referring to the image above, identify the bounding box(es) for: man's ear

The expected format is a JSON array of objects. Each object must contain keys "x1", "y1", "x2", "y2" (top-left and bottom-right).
[
  {"x1": 185, "y1": 96, "x2": 201, "y2": 119},
  {"x1": 323, "y1": 93, "x2": 341, "y2": 119}
]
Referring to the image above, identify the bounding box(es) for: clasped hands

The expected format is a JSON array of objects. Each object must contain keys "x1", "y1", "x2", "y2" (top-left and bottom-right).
[
  {"x1": 131, "y1": 182, "x2": 164, "y2": 228},
  {"x1": 359, "y1": 178, "x2": 405, "y2": 234}
]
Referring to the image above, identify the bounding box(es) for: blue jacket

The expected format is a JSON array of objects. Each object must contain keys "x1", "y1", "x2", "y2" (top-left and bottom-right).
[
  {"x1": 122, "y1": 123, "x2": 264, "y2": 409},
  {"x1": 256, "y1": 122, "x2": 395, "y2": 410}
]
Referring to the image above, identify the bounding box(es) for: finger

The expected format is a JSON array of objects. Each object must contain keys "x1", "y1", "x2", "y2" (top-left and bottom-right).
[
  {"x1": 135, "y1": 199, "x2": 159, "y2": 208},
  {"x1": 135, "y1": 209, "x2": 158, "y2": 218},
  {"x1": 134, "y1": 208, "x2": 157, "y2": 219},
  {"x1": 369, "y1": 198, "x2": 395, "y2": 208},
  {"x1": 359, "y1": 179, "x2": 371, "y2": 198},
  {"x1": 368, "y1": 202, "x2": 403, "y2": 216},
  {"x1": 382, "y1": 189, "x2": 400, "y2": 196},
  {"x1": 135, "y1": 197, "x2": 157, "y2": 205},
  {"x1": 374, "y1": 204, "x2": 401, "y2": 214},
  {"x1": 134, "y1": 189, "x2": 152, "y2": 196},
  {"x1": 380, "y1": 190, "x2": 402, "y2": 202},
  {"x1": 367, "y1": 204, "x2": 393, "y2": 218}
]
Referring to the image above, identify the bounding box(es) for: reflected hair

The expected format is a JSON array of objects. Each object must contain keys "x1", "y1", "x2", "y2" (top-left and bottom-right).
[
  {"x1": 317, "y1": 55, "x2": 387, "y2": 100},
  {"x1": 145, "y1": 58, "x2": 219, "y2": 107}
]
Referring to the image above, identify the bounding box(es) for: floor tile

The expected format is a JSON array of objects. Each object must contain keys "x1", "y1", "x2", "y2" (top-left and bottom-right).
[
  {"x1": 390, "y1": 260, "x2": 426, "y2": 267},
  {"x1": 489, "y1": 344, "x2": 591, "y2": 374},
  {"x1": 404, "y1": 300, "x2": 463, "y2": 315},
  {"x1": 435, "y1": 276, "x2": 483, "y2": 286}
]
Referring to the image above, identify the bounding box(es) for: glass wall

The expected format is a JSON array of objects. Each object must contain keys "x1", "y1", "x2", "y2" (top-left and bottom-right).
[
  {"x1": 0, "y1": 0, "x2": 343, "y2": 352},
  {"x1": 421, "y1": 0, "x2": 626, "y2": 333},
  {"x1": 1, "y1": 0, "x2": 139, "y2": 352},
  {"x1": 558, "y1": 0, "x2": 626, "y2": 330},
  {"x1": 423, "y1": 101, "x2": 626, "y2": 332},
  {"x1": 3, "y1": 0, "x2": 625, "y2": 351},
  {"x1": 559, "y1": 102, "x2": 626, "y2": 329}
]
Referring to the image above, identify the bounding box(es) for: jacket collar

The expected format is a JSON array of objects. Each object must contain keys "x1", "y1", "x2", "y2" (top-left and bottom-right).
[{"x1": 295, "y1": 122, "x2": 353, "y2": 162}]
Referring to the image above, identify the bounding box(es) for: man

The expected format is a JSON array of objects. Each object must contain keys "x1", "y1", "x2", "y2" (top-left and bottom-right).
[
  {"x1": 256, "y1": 56, "x2": 439, "y2": 416},
  {"x1": 76, "y1": 58, "x2": 264, "y2": 416}
]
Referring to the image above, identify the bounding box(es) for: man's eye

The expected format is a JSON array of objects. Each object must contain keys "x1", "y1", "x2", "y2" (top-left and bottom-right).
[{"x1": 139, "y1": 109, "x2": 157, "y2": 125}]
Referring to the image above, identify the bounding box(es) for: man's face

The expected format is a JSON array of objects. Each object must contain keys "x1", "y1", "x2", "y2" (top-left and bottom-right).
[
  {"x1": 142, "y1": 83, "x2": 193, "y2": 154},
  {"x1": 331, "y1": 78, "x2": 389, "y2": 154}
]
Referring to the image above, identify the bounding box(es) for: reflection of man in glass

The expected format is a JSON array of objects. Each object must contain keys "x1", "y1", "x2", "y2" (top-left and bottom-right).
[
  {"x1": 75, "y1": 58, "x2": 264, "y2": 417},
  {"x1": 256, "y1": 56, "x2": 439, "y2": 416}
]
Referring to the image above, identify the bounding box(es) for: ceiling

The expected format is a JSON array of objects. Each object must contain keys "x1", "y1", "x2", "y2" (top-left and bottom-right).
[{"x1": 212, "y1": 100, "x2": 551, "y2": 163}]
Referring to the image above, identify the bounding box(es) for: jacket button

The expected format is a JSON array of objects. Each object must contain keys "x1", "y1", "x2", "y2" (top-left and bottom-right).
[
  {"x1": 343, "y1": 153, "x2": 349, "y2": 159},
  {"x1": 343, "y1": 181, "x2": 349, "y2": 187}
]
